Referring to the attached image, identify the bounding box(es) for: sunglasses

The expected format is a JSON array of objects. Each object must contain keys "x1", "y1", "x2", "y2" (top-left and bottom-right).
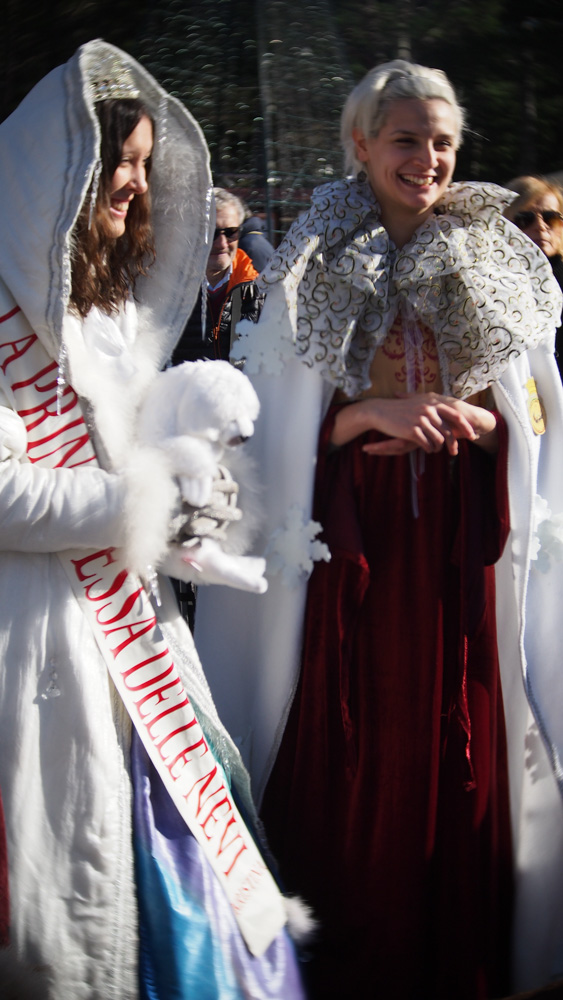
[
  {"x1": 212, "y1": 226, "x2": 240, "y2": 242},
  {"x1": 513, "y1": 210, "x2": 563, "y2": 230}
]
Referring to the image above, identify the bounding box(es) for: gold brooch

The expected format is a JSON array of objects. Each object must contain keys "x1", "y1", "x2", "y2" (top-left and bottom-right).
[{"x1": 526, "y1": 377, "x2": 546, "y2": 435}]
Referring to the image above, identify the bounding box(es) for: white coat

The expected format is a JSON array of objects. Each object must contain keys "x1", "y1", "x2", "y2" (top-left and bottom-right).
[{"x1": 0, "y1": 40, "x2": 262, "y2": 999}]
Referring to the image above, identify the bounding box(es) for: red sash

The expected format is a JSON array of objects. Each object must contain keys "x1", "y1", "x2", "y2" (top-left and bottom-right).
[{"x1": 0, "y1": 306, "x2": 286, "y2": 956}]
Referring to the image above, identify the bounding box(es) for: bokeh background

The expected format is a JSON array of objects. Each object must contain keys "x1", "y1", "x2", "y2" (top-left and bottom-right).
[{"x1": 2, "y1": 0, "x2": 562, "y2": 239}]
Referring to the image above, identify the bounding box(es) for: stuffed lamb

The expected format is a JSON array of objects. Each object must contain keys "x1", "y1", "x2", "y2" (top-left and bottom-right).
[{"x1": 137, "y1": 360, "x2": 267, "y2": 594}]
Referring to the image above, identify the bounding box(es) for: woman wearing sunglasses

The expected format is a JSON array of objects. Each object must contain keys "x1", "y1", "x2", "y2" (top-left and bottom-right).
[{"x1": 505, "y1": 175, "x2": 563, "y2": 378}]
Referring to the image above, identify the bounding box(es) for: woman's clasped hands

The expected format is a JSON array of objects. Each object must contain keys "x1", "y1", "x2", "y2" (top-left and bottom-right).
[{"x1": 332, "y1": 391, "x2": 498, "y2": 455}]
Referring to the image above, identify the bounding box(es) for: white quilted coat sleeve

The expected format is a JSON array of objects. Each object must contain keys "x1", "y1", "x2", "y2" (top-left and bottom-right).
[{"x1": 0, "y1": 390, "x2": 128, "y2": 552}]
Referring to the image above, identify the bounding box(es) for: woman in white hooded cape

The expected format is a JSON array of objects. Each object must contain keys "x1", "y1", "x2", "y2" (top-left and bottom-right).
[{"x1": 0, "y1": 39, "x2": 306, "y2": 1000}]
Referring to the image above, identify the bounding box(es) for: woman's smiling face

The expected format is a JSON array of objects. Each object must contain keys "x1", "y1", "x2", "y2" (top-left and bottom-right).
[
  {"x1": 104, "y1": 114, "x2": 153, "y2": 239},
  {"x1": 353, "y1": 97, "x2": 457, "y2": 245}
]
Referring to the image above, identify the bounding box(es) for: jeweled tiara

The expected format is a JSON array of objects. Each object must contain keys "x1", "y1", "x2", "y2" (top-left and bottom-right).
[{"x1": 88, "y1": 52, "x2": 140, "y2": 103}]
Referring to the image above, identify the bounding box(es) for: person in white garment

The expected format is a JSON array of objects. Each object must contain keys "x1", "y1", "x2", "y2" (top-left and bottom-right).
[
  {"x1": 195, "y1": 59, "x2": 563, "y2": 998},
  {"x1": 0, "y1": 39, "x2": 306, "y2": 1000}
]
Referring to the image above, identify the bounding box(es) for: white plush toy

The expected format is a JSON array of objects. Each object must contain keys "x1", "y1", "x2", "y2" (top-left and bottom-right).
[{"x1": 137, "y1": 360, "x2": 267, "y2": 594}]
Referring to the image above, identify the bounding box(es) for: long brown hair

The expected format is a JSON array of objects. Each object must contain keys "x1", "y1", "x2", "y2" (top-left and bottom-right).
[{"x1": 70, "y1": 98, "x2": 156, "y2": 318}]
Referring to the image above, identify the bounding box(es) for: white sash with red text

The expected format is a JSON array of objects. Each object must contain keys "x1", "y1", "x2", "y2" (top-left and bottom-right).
[{"x1": 0, "y1": 304, "x2": 286, "y2": 957}]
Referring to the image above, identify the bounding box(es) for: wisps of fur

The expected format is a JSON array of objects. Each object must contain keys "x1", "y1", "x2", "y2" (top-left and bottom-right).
[
  {"x1": 122, "y1": 445, "x2": 180, "y2": 578},
  {"x1": 63, "y1": 308, "x2": 161, "y2": 470},
  {"x1": 212, "y1": 444, "x2": 264, "y2": 555},
  {"x1": 283, "y1": 896, "x2": 318, "y2": 944},
  {"x1": 67, "y1": 345, "x2": 266, "y2": 588},
  {"x1": 137, "y1": 360, "x2": 264, "y2": 555}
]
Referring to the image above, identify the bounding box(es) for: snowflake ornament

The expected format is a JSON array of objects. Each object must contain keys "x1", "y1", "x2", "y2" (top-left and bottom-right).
[
  {"x1": 530, "y1": 493, "x2": 563, "y2": 573},
  {"x1": 231, "y1": 315, "x2": 294, "y2": 377},
  {"x1": 267, "y1": 504, "x2": 331, "y2": 588}
]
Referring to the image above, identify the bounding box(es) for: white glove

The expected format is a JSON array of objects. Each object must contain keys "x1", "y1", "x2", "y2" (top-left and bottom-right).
[{"x1": 160, "y1": 537, "x2": 268, "y2": 594}]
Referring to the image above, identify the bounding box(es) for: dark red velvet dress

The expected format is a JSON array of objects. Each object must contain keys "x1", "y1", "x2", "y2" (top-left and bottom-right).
[{"x1": 261, "y1": 406, "x2": 513, "y2": 1000}]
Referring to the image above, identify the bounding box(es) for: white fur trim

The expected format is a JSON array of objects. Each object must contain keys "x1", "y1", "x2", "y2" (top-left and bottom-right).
[
  {"x1": 63, "y1": 307, "x2": 159, "y2": 470},
  {"x1": 122, "y1": 446, "x2": 180, "y2": 578},
  {"x1": 137, "y1": 359, "x2": 264, "y2": 556},
  {"x1": 283, "y1": 896, "x2": 318, "y2": 944}
]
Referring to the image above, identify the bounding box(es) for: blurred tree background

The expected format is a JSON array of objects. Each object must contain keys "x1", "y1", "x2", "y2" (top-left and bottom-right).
[{"x1": 2, "y1": 0, "x2": 562, "y2": 238}]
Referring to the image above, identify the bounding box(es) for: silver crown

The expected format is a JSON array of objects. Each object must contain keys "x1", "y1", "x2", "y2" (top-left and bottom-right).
[{"x1": 89, "y1": 52, "x2": 140, "y2": 103}]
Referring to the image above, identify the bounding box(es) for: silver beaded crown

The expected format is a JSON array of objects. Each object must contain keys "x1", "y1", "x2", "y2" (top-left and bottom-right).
[{"x1": 88, "y1": 52, "x2": 140, "y2": 103}]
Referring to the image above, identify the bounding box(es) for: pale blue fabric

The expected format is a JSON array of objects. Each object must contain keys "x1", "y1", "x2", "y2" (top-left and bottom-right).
[{"x1": 132, "y1": 735, "x2": 307, "y2": 999}]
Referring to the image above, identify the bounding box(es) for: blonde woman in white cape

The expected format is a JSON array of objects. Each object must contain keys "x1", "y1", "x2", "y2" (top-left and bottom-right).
[
  {"x1": 0, "y1": 40, "x2": 306, "y2": 999},
  {"x1": 195, "y1": 60, "x2": 563, "y2": 998}
]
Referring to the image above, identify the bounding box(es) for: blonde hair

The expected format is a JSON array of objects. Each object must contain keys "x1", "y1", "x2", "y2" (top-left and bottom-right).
[{"x1": 340, "y1": 59, "x2": 465, "y2": 176}]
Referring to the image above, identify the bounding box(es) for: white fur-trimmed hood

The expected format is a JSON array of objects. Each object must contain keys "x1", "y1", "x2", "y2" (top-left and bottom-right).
[{"x1": 0, "y1": 39, "x2": 212, "y2": 373}]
